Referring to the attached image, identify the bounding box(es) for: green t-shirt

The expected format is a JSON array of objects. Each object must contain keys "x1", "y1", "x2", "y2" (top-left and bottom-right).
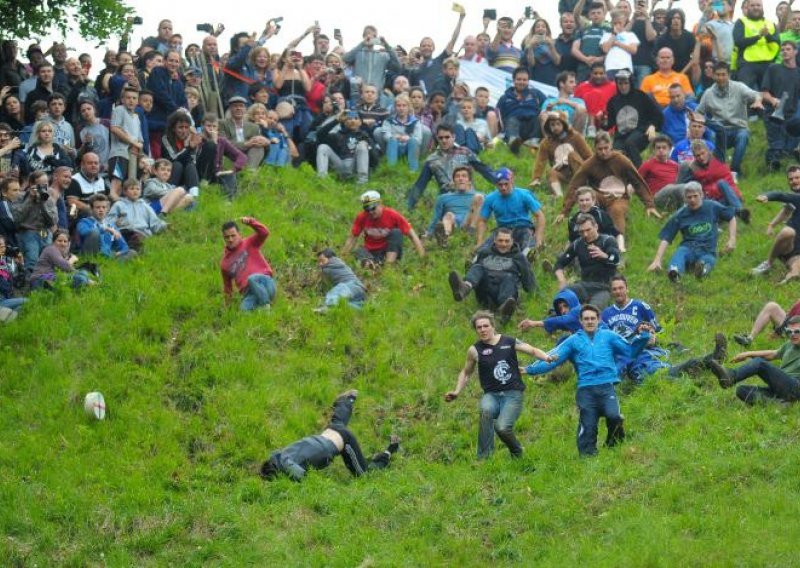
[
  {"x1": 777, "y1": 31, "x2": 800, "y2": 63},
  {"x1": 776, "y1": 341, "x2": 800, "y2": 377}
]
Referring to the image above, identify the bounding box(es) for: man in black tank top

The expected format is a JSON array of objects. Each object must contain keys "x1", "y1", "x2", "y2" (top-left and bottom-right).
[{"x1": 445, "y1": 311, "x2": 555, "y2": 459}]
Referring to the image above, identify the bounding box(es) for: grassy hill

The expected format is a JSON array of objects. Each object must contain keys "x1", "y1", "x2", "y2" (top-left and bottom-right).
[{"x1": 3, "y1": 123, "x2": 800, "y2": 566}]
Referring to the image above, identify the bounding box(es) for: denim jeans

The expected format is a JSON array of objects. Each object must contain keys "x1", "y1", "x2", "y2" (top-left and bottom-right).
[
  {"x1": 0, "y1": 297, "x2": 26, "y2": 310},
  {"x1": 731, "y1": 357, "x2": 800, "y2": 405},
  {"x1": 316, "y1": 143, "x2": 369, "y2": 183},
  {"x1": 240, "y1": 273, "x2": 276, "y2": 311},
  {"x1": 265, "y1": 143, "x2": 290, "y2": 167},
  {"x1": 716, "y1": 180, "x2": 742, "y2": 212},
  {"x1": 324, "y1": 281, "x2": 365, "y2": 308},
  {"x1": 707, "y1": 122, "x2": 749, "y2": 173},
  {"x1": 454, "y1": 125, "x2": 483, "y2": 154},
  {"x1": 668, "y1": 245, "x2": 716, "y2": 275},
  {"x1": 478, "y1": 389, "x2": 524, "y2": 459},
  {"x1": 18, "y1": 229, "x2": 51, "y2": 271},
  {"x1": 575, "y1": 383, "x2": 624, "y2": 456},
  {"x1": 385, "y1": 137, "x2": 420, "y2": 171},
  {"x1": 632, "y1": 65, "x2": 652, "y2": 89}
]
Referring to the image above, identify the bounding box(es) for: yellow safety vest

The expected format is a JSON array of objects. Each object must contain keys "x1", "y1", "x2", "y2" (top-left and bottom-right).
[{"x1": 740, "y1": 17, "x2": 779, "y2": 63}]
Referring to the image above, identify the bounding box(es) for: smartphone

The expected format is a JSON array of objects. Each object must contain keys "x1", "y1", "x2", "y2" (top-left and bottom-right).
[
  {"x1": 452, "y1": 2, "x2": 465, "y2": 12},
  {"x1": 712, "y1": 0, "x2": 724, "y2": 13},
  {"x1": 272, "y1": 17, "x2": 284, "y2": 24},
  {"x1": 483, "y1": 9, "x2": 497, "y2": 20},
  {"x1": 524, "y1": 6, "x2": 533, "y2": 18},
  {"x1": 314, "y1": 20, "x2": 319, "y2": 27},
  {"x1": 334, "y1": 28, "x2": 341, "y2": 37}
]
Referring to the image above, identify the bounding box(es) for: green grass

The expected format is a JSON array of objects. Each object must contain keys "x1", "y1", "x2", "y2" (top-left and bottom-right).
[{"x1": 3, "y1": 122, "x2": 800, "y2": 566}]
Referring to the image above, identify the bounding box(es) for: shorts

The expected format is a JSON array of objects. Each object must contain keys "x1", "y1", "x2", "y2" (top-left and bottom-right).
[
  {"x1": 108, "y1": 156, "x2": 133, "y2": 181},
  {"x1": 148, "y1": 199, "x2": 163, "y2": 214}
]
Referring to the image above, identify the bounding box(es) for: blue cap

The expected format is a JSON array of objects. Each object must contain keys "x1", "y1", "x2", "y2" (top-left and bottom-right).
[{"x1": 494, "y1": 167, "x2": 513, "y2": 182}]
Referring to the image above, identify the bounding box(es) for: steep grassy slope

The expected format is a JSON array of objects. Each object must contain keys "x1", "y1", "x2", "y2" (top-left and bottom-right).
[{"x1": 2, "y1": 124, "x2": 800, "y2": 566}]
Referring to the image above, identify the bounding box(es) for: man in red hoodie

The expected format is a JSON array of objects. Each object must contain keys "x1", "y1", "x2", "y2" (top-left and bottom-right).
[{"x1": 220, "y1": 216, "x2": 276, "y2": 311}]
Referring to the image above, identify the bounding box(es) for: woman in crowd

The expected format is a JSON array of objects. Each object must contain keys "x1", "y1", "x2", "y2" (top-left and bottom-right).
[
  {"x1": 161, "y1": 110, "x2": 213, "y2": 194},
  {"x1": 30, "y1": 229, "x2": 93, "y2": 290},
  {"x1": 0, "y1": 87, "x2": 25, "y2": 133},
  {"x1": 25, "y1": 121, "x2": 73, "y2": 177},
  {"x1": 376, "y1": 93, "x2": 422, "y2": 172},
  {"x1": 523, "y1": 18, "x2": 560, "y2": 87}
]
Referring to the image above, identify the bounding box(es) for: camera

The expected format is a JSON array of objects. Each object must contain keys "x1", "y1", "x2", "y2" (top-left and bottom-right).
[
  {"x1": 132, "y1": 16, "x2": 143, "y2": 25},
  {"x1": 196, "y1": 23, "x2": 214, "y2": 34},
  {"x1": 6, "y1": 245, "x2": 20, "y2": 257},
  {"x1": 36, "y1": 183, "x2": 49, "y2": 201}
]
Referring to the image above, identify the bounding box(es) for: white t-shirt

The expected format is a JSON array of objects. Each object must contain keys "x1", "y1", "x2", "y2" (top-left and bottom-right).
[{"x1": 600, "y1": 31, "x2": 640, "y2": 72}]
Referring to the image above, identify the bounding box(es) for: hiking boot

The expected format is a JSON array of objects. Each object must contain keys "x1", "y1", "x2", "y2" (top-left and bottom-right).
[
  {"x1": 712, "y1": 332, "x2": 728, "y2": 363},
  {"x1": 434, "y1": 221, "x2": 448, "y2": 247},
  {"x1": 751, "y1": 260, "x2": 771, "y2": 276},
  {"x1": 448, "y1": 271, "x2": 471, "y2": 301},
  {"x1": 525, "y1": 247, "x2": 537, "y2": 264},
  {"x1": 499, "y1": 297, "x2": 517, "y2": 319},
  {"x1": 733, "y1": 333, "x2": 753, "y2": 347},
  {"x1": 737, "y1": 208, "x2": 751, "y2": 225},
  {"x1": 668, "y1": 267, "x2": 681, "y2": 283},
  {"x1": 706, "y1": 358, "x2": 736, "y2": 389},
  {"x1": 694, "y1": 261, "x2": 710, "y2": 279},
  {"x1": 509, "y1": 137, "x2": 523, "y2": 155}
]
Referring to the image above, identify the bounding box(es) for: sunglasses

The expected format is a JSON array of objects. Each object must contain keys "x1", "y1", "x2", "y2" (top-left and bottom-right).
[{"x1": 787, "y1": 329, "x2": 800, "y2": 336}]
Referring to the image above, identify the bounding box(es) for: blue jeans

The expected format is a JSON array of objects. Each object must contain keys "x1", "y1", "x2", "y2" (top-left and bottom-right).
[
  {"x1": 668, "y1": 245, "x2": 716, "y2": 275},
  {"x1": 575, "y1": 383, "x2": 624, "y2": 456},
  {"x1": 454, "y1": 125, "x2": 482, "y2": 154},
  {"x1": 632, "y1": 65, "x2": 652, "y2": 89},
  {"x1": 707, "y1": 122, "x2": 749, "y2": 173},
  {"x1": 731, "y1": 357, "x2": 800, "y2": 404},
  {"x1": 0, "y1": 297, "x2": 26, "y2": 310},
  {"x1": 240, "y1": 274, "x2": 276, "y2": 311},
  {"x1": 18, "y1": 230, "x2": 51, "y2": 271},
  {"x1": 478, "y1": 390, "x2": 524, "y2": 459},
  {"x1": 324, "y1": 281, "x2": 365, "y2": 308},
  {"x1": 265, "y1": 143, "x2": 290, "y2": 167},
  {"x1": 716, "y1": 180, "x2": 742, "y2": 212},
  {"x1": 385, "y1": 138, "x2": 420, "y2": 172}
]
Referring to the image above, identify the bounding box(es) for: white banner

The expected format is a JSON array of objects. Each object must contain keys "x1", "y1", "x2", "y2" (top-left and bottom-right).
[{"x1": 458, "y1": 60, "x2": 559, "y2": 106}]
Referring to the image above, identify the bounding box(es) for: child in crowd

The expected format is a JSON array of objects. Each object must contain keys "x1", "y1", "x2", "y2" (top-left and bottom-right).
[
  {"x1": 108, "y1": 86, "x2": 144, "y2": 200},
  {"x1": 143, "y1": 159, "x2": 194, "y2": 215},
  {"x1": 473, "y1": 86, "x2": 499, "y2": 138},
  {"x1": 107, "y1": 179, "x2": 168, "y2": 251},
  {"x1": 76, "y1": 194, "x2": 135, "y2": 259},
  {"x1": 455, "y1": 97, "x2": 491, "y2": 154},
  {"x1": 77, "y1": 100, "x2": 110, "y2": 166}
]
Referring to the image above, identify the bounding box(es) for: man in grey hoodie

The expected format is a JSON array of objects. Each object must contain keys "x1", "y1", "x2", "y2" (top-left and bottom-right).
[
  {"x1": 342, "y1": 25, "x2": 401, "y2": 90},
  {"x1": 315, "y1": 248, "x2": 367, "y2": 313}
]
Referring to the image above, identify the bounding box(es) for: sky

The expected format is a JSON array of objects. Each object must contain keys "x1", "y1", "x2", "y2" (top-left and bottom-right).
[{"x1": 42, "y1": 0, "x2": 710, "y2": 67}]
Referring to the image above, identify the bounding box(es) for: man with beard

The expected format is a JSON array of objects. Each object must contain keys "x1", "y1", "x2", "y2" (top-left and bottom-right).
[
  {"x1": 530, "y1": 110, "x2": 592, "y2": 198},
  {"x1": 733, "y1": 0, "x2": 780, "y2": 90},
  {"x1": 751, "y1": 165, "x2": 800, "y2": 284}
]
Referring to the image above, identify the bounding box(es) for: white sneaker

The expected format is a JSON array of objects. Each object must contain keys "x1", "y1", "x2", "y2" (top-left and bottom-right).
[
  {"x1": 731, "y1": 172, "x2": 738, "y2": 184},
  {"x1": 751, "y1": 260, "x2": 771, "y2": 275}
]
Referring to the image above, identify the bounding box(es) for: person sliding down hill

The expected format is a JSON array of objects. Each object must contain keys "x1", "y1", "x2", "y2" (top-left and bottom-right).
[{"x1": 260, "y1": 390, "x2": 400, "y2": 481}]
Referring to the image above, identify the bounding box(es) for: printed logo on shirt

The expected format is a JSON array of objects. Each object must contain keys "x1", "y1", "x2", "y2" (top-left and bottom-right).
[
  {"x1": 688, "y1": 221, "x2": 712, "y2": 236},
  {"x1": 482, "y1": 348, "x2": 493, "y2": 355},
  {"x1": 493, "y1": 360, "x2": 512, "y2": 384}
]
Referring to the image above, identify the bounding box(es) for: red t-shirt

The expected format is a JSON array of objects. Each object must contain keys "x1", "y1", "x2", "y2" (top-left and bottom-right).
[
  {"x1": 638, "y1": 158, "x2": 679, "y2": 194},
  {"x1": 220, "y1": 219, "x2": 273, "y2": 296},
  {"x1": 351, "y1": 207, "x2": 412, "y2": 252},
  {"x1": 574, "y1": 80, "x2": 617, "y2": 117}
]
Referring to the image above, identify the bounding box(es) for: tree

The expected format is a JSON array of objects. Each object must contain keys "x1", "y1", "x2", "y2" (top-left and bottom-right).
[{"x1": 0, "y1": 0, "x2": 134, "y2": 42}]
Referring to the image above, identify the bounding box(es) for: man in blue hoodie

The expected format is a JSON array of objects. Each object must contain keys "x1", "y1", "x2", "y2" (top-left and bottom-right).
[
  {"x1": 518, "y1": 288, "x2": 583, "y2": 337},
  {"x1": 496, "y1": 66, "x2": 547, "y2": 154},
  {"x1": 522, "y1": 304, "x2": 650, "y2": 456}
]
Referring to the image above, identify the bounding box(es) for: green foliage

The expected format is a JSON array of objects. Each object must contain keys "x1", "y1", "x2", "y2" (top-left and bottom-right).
[
  {"x1": 0, "y1": 0, "x2": 132, "y2": 42},
  {"x1": 2, "y1": 123, "x2": 800, "y2": 565}
]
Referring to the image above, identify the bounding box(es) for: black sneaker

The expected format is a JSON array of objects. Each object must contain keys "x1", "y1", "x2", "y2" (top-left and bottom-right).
[
  {"x1": 448, "y1": 271, "x2": 470, "y2": 301},
  {"x1": 668, "y1": 268, "x2": 680, "y2": 283},
  {"x1": 706, "y1": 358, "x2": 735, "y2": 389},
  {"x1": 712, "y1": 332, "x2": 728, "y2": 363},
  {"x1": 541, "y1": 258, "x2": 554, "y2": 274},
  {"x1": 733, "y1": 333, "x2": 753, "y2": 347},
  {"x1": 738, "y1": 208, "x2": 751, "y2": 225},
  {"x1": 499, "y1": 297, "x2": 517, "y2": 319},
  {"x1": 434, "y1": 221, "x2": 448, "y2": 247},
  {"x1": 387, "y1": 434, "x2": 401, "y2": 454}
]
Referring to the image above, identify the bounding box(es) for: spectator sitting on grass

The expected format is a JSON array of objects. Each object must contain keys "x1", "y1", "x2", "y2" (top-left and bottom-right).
[
  {"x1": 30, "y1": 229, "x2": 95, "y2": 290},
  {"x1": 143, "y1": 159, "x2": 194, "y2": 215},
  {"x1": 77, "y1": 194, "x2": 135, "y2": 260},
  {"x1": 107, "y1": 179, "x2": 167, "y2": 251},
  {"x1": 315, "y1": 110, "x2": 372, "y2": 185}
]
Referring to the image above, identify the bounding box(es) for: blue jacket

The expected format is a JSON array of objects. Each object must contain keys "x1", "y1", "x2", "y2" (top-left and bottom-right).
[
  {"x1": 496, "y1": 85, "x2": 547, "y2": 121},
  {"x1": 76, "y1": 217, "x2": 130, "y2": 258},
  {"x1": 525, "y1": 328, "x2": 650, "y2": 388},
  {"x1": 542, "y1": 288, "x2": 582, "y2": 334},
  {"x1": 146, "y1": 66, "x2": 188, "y2": 125}
]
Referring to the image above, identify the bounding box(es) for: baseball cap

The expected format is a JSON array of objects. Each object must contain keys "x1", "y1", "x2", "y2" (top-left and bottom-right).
[
  {"x1": 360, "y1": 190, "x2": 381, "y2": 210},
  {"x1": 228, "y1": 96, "x2": 247, "y2": 105},
  {"x1": 615, "y1": 69, "x2": 632, "y2": 82},
  {"x1": 494, "y1": 167, "x2": 513, "y2": 182}
]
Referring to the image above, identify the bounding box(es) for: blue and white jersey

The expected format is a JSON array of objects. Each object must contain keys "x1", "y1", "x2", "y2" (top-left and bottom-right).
[{"x1": 601, "y1": 299, "x2": 661, "y2": 342}]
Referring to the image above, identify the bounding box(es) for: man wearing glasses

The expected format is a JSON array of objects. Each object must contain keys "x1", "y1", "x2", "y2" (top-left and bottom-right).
[
  {"x1": 707, "y1": 317, "x2": 800, "y2": 406},
  {"x1": 406, "y1": 124, "x2": 494, "y2": 210}
]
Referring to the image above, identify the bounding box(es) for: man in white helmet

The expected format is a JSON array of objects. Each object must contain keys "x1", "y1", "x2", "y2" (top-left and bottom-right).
[{"x1": 342, "y1": 190, "x2": 426, "y2": 268}]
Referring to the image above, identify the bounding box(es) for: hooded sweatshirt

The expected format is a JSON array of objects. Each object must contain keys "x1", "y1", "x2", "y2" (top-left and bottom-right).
[
  {"x1": 563, "y1": 151, "x2": 654, "y2": 215},
  {"x1": 532, "y1": 121, "x2": 593, "y2": 181},
  {"x1": 543, "y1": 288, "x2": 583, "y2": 334}
]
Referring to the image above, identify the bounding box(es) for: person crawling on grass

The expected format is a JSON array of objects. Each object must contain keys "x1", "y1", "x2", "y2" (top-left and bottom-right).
[
  {"x1": 260, "y1": 390, "x2": 400, "y2": 481},
  {"x1": 314, "y1": 248, "x2": 366, "y2": 313},
  {"x1": 220, "y1": 216, "x2": 275, "y2": 312},
  {"x1": 522, "y1": 304, "x2": 651, "y2": 457},
  {"x1": 445, "y1": 310, "x2": 555, "y2": 460}
]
